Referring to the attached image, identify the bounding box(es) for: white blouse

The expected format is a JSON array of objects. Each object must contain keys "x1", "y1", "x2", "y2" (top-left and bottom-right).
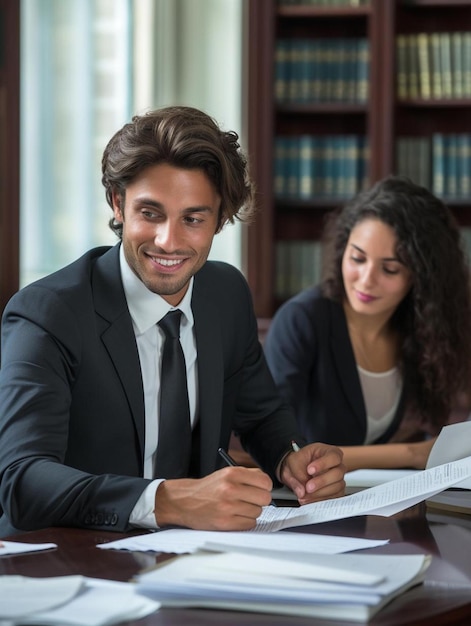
[{"x1": 357, "y1": 365, "x2": 402, "y2": 444}]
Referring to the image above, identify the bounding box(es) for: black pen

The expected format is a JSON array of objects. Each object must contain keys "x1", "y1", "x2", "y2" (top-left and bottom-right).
[
  {"x1": 217, "y1": 447, "x2": 238, "y2": 467},
  {"x1": 217, "y1": 447, "x2": 277, "y2": 507}
]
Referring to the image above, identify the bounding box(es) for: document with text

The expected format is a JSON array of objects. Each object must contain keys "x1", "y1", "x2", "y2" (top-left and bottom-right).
[{"x1": 255, "y1": 456, "x2": 471, "y2": 532}]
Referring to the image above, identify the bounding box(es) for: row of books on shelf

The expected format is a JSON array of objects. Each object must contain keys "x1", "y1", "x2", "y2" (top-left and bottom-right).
[
  {"x1": 396, "y1": 32, "x2": 471, "y2": 100},
  {"x1": 278, "y1": 0, "x2": 370, "y2": 6},
  {"x1": 274, "y1": 135, "x2": 369, "y2": 200},
  {"x1": 276, "y1": 228, "x2": 471, "y2": 300},
  {"x1": 397, "y1": 134, "x2": 471, "y2": 199},
  {"x1": 275, "y1": 38, "x2": 369, "y2": 103},
  {"x1": 275, "y1": 240, "x2": 323, "y2": 300}
]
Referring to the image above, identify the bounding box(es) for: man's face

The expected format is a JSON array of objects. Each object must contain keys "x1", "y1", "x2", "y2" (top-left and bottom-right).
[{"x1": 113, "y1": 163, "x2": 221, "y2": 306}]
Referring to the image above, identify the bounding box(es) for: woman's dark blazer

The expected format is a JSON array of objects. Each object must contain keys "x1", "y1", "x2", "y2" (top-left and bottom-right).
[{"x1": 264, "y1": 286, "x2": 407, "y2": 447}]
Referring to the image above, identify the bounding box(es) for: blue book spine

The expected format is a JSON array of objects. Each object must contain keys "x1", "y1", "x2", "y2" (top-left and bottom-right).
[
  {"x1": 274, "y1": 136, "x2": 289, "y2": 198},
  {"x1": 432, "y1": 133, "x2": 445, "y2": 197},
  {"x1": 275, "y1": 40, "x2": 289, "y2": 103}
]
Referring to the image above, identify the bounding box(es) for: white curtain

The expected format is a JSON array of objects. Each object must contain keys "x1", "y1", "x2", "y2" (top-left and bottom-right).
[{"x1": 133, "y1": 0, "x2": 244, "y2": 270}]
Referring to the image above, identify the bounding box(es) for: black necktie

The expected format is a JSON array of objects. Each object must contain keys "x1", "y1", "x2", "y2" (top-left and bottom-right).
[{"x1": 154, "y1": 310, "x2": 191, "y2": 478}]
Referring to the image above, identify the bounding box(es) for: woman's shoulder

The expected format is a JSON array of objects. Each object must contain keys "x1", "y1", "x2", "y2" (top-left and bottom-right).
[{"x1": 279, "y1": 285, "x2": 338, "y2": 317}]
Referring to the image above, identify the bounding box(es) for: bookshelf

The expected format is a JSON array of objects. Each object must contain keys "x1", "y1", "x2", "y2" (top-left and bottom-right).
[
  {"x1": 245, "y1": 0, "x2": 471, "y2": 319},
  {"x1": 0, "y1": 0, "x2": 20, "y2": 315}
]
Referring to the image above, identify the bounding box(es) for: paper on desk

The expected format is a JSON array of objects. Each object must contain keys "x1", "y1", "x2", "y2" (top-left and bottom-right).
[
  {"x1": 0, "y1": 576, "x2": 160, "y2": 626},
  {"x1": 18, "y1": 578, "x2": 160, "y2": 626},
  {"x1": 1, "y1": 575, "x2": 84, "y2": 619},
  {"x1": 98, "y1": 528, "x2": 388, "y2": 555},
  {"x1": 0, "y1": 540, "x2": 57, "y2": 556},
  {"x1": 426, "y1": 421, "x2": 471, "y2": 489},
  {"x1": 136, "y1": 551, "x2": 431, "y2": 621},
  {"x1": 255, "y1": 456, "x2": 471, "y2": 532},
  {"x1": 345, "y1": 469, "x2": 417, "y2": 489}
]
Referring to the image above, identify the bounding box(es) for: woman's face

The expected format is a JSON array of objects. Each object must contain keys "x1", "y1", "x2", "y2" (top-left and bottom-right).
[{"x1": 342, "y1": 218, "x2": 412, "y2": 320}]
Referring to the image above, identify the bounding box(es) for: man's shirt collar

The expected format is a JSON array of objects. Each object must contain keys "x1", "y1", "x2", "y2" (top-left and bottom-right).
[{"x1": 119, "y1": 244, "x2": 194, "y2": 334}]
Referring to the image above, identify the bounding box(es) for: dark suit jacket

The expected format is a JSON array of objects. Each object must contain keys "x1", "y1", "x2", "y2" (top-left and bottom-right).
[
  {"x1": 0, "y1": 245, "x2": 302, "y2": 535},
  {"x1": 264, "y1": 286, "x2": 407, "y2": 447}
]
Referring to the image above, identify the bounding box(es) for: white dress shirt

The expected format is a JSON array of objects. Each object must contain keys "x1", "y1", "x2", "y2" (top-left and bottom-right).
[{"x1": 118, "y1": 245, "x2": 198, "y2": 528}]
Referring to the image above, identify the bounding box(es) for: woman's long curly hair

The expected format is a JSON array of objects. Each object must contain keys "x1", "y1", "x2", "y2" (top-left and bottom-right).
[{"x1": 322, "y1": 175, "x2": 471, "y2": 429}]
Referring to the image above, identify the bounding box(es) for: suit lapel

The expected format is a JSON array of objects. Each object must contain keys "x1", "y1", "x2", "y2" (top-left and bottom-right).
[
  {"x1": 192, "y1": 272, "x2": 224, "y2": 476},
  {"x1": 92, "y1": 245, "x2": 146, "y2": 462}
]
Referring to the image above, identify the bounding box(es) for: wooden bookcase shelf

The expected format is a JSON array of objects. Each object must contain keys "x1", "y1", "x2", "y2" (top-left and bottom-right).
[{"x1": 245, "y1": 0, "x2": 471, "y2": 318}]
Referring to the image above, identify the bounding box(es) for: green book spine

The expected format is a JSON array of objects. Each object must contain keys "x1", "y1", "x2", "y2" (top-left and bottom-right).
[
  {"x1": 396, "y1": 35, "x2": 408, "y2": 100},
  {"x1": 407, "y1": 34, "x2": 420, "y2": 99},
  {"x1": 430, "y1": 33, "x2": 442, "y2": 99},
  {"x1": 451, "y1": 32, "x2": 463, "y2": 99},
  {"x1": 417, "y1": 32, "x2": 431, "y2": 99},
  {"x1": 439, "y1": 32, "x2": 453, "y2": 99},
  {"x1": 462, "y1": 32, "x2": 471, "y2": 98}
]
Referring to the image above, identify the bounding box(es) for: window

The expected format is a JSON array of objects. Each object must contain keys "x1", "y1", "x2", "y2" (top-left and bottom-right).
[{"x1": 20, "y1": 0, "x2": 243, "y2": 287}]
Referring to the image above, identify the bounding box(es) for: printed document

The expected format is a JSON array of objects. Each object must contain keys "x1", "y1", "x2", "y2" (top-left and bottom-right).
[{"x1": 255, "y1": 456, "x2": 471, "y2": 532}]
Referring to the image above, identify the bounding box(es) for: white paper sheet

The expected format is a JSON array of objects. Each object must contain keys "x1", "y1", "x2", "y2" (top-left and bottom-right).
[
  {"x1": 98, "y1": 528, "x2": 388, "y2": 555},
  {"x1": 426, "y1": 421, "x2": 471, "y2": 488},
  {"x1": 345, "y1": 469, "x2": 417, "y2": 489},
  {"x1": 0, "y1": 576, "x2": 160, "y2": 626},
  {"x1": 255, "y1": 456, "x2": 471, "y2": 532},
  {"x1": 0, "y1": 575, "x2": 84, "y2": 619},
  {"x1": 0, "y1": 540, "x2": 57, "y2": 556}
]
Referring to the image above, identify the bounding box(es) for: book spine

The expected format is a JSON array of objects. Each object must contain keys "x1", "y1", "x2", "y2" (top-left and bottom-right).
[
  {"x1": 432, "y1": 133, "x2": 445, "y2": 197},
  {"x1": 396, "y1": 35, "x2": 408, "y2": 100},
  {"x1": 451, "y1": 32, "x2": 463, "y2": 99},
  {"x1": 275, "y1": 40, "x2": 289, "y2": 102},
  {"x1": 417, "y1": 32, "x2": 431, "y2": 99},
  {"x1": 430, "y1": 33, "x2": 442, "y2": 100},
  {"x1": 407, "y1": 34, "x2": 420, "y2": 99},
  {"x1": 274, "y1": 136, "x2": 288, "y2": 198},
  {"x1": 446, "y1": 134, "x2": 458, "y2": 197},
  {"x1": 439, "y1": 32, "x2": 453, "y2": 99},
  {"x1": 299, "y1": 135, "x2": 314, "y2": 199},
  {"x1": 356, "y1": 38, "x2": 369, "y2": 103},
  {"x1": 463, "y1": 32, "x2": 471, "y2": 98}
]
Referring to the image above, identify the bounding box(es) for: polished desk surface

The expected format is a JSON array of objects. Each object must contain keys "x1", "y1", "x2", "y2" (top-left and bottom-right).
[{"x1": 2, "y1": 503, "x2": 471, "y2": 626}]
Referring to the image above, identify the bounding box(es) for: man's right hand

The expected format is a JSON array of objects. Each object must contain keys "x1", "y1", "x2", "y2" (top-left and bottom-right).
[{"x1": 154, "y1": 466, "x2": 273, "y2": 531}]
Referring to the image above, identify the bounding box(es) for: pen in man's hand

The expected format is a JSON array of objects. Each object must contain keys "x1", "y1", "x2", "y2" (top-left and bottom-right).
[
  {"x1": 217, "y1": 447, "x2": 277, "y2": 507},
  {"x1": 291, "y1": 440, "x2": 301, "y2": 453},
  {"x1": 217, "y1": 447, "x2": 237, "y2": 467}
]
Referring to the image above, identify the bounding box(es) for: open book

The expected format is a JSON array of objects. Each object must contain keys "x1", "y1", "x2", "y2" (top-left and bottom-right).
[{"x1": 136, "y1": 550, "x2": 431, "y2": 622}]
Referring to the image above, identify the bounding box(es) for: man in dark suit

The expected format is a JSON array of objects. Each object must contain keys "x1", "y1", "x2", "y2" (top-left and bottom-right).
[{"x1": 0, "y1": 106, "x2": 345, "y2": 536}]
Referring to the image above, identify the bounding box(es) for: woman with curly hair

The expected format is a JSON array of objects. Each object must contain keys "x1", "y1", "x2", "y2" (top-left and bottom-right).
[{"x1": 264, "y1": 176, "x2": 471, "y2": 470}]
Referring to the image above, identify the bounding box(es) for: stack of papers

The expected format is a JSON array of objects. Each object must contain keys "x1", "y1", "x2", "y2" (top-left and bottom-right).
[{"x1": 136, "y1": 550, "x2": 431, "y2": 622}]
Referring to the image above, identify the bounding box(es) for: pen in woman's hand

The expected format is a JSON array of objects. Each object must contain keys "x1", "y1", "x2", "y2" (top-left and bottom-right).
[{"x1": 217, "y1": 447, "x2": 277, "y2": 507}]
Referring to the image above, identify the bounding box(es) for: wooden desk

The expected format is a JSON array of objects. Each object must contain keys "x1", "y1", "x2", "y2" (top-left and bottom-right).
[{"x1": 2, "y1": 503, "x2": 471, "y2": 625}]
